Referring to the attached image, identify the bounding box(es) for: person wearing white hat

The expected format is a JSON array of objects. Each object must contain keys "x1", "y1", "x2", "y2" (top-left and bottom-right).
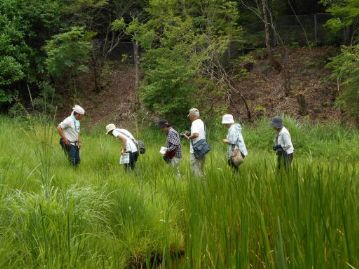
[
  {"x1": 183, "y1": 108, "x2": 207, "y2": 177},
  {"x1": 106, "y1": 123, "x2": 139, "y2": 171},
  {"x1": 57, "y1": 105, "x2": 85, "y2": 166},
  {"x1": 222, "y1": 114, "x2": 248, "y2": 171}
]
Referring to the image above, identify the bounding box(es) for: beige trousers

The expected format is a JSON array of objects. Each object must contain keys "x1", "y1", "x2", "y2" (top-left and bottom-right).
[{"x1": 190, "y1": 153, "x2": 205, "y2": 177}]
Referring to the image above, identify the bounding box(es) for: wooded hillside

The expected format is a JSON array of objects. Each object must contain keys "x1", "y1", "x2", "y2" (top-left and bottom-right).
[{"x1": 1, "y1": 0, "x2": 359, "y2": 125}]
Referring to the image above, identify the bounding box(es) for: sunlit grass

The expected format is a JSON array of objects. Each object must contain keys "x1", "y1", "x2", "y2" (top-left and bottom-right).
[{"x1": 0, "y1": 116, "x2": 358, "y2": 268}]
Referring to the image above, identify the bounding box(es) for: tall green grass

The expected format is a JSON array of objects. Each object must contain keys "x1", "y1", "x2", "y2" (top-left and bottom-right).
[{"x1": 0, "y1": 116, "x2": 358, "y2": 268}]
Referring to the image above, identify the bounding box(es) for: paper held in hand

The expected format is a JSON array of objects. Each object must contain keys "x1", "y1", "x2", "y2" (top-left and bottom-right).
[
  {"x1": 160, "y1": 147, "x2": 167, "y2": 155},
  {"x1": 119, "y1": 153, "x2": 130, "y2": 164}
]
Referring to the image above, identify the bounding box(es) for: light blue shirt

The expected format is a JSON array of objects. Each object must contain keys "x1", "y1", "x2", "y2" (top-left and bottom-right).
[{"x1": 227, "y1": 123, "x2": 248, "y2": 158}]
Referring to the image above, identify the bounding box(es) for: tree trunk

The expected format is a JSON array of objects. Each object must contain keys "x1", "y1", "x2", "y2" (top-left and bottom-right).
[
  {"x1": 133, "y1": 41, "x2": 140, "y2": 90},
  {"x1": 261, "y1": 0, "x2": 272, "y2": 61},
  {"x1": 133, "y1": 41, "x2": 140, "y2": 107},
  {"x1": 91, "y1": 53, "x2": 101, "y2": 93}
]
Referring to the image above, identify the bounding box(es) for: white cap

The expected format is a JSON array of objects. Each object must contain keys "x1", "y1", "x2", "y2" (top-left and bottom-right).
[
  {"x1": 72, "y1": 105, "x2": 85, "y2": 115},
  {"x1": 188, "y1": 108, "x2": 200, "y2": 117},
  {"x1": 105, "y1": 123, "x2": 116, "y2": 134},
  {"x1": 222, "y1": 114, "x2": 235, "y2": 124}
]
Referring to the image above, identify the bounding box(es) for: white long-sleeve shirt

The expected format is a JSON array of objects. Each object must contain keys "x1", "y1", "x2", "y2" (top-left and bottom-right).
[{"x1": 276, "y1": 127, "x2": 294, "y2": 154}]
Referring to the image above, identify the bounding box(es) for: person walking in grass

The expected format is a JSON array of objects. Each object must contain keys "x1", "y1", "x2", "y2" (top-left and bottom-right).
[
  {"x1": 158, "y1": 119, "x2": 182, "y2": 177},
  {"x1": 222, "y1": 114, "x2": 248, "y2": 172},
  {"x1": 106, "y1": 124, "x2": 139, "y2": 171},
  {"x1": 271, "y1": 117, "x2": 294, "y2": 170},
  {"x1": 57, "y1": 105, "x2": 85, "y2": 166},
  {"x1": 183, "y1": 108, "x2": 208, "y2": 177}
]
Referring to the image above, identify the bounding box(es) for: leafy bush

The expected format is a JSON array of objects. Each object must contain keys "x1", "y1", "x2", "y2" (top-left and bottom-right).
[
  {"x1": 45, "y1": 26, "x2": 92, "y2": 80},
  {"x1": 128, "y1": 0, "x2": 241, "y2": 125},
  {"x1": 327, "y1": 44, "x2": 359, "y2": 123}
]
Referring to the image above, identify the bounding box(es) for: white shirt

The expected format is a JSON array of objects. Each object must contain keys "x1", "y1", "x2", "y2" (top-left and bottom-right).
[
  {"x1": 190, "y1": 119, "x2": 206, "y2": 153},
  {"x1": 58, "y1": 115, "x2": 80, "y2": 143},
  {"x1": 276, "y1": 127, "x2": 294, "y2": 154},
  {"x1": 112, "y1": 128, "x2": 138, "y2": 153}
]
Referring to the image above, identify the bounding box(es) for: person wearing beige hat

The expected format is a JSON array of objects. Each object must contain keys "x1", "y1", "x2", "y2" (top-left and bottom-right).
[
  {"x1": 183, "y1": 108, "x2": 208, "y2": 177},
  {"x1": 222, "y1": 114, "x2": 248, "y2": 172},
  {"x1": 106, "y1": 123, "x2": 139, "y2": 171},
  {"x1": 57, "y1": 105, "x2": 85, "y2": 166}
]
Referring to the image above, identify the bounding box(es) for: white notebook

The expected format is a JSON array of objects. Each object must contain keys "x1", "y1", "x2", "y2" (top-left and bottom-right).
[{"x1": 119, "y1": 153, "x2": 130, "y2": 164}]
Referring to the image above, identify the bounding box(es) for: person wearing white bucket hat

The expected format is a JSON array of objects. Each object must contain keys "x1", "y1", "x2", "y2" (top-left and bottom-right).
[
  {"x1": 106, "y1": 123, "x2": 139, "y2": 171},
  {"x1": 222, "y1": 114, "x2": 248, "y2": 172},
  {"x1": 57, "y1": 105, "x2": 85, "y2": 166}
]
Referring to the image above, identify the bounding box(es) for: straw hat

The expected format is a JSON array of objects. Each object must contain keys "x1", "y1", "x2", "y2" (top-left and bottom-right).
[{"x1": 105, "y1": 123, "x2": 116, "y2": 134}]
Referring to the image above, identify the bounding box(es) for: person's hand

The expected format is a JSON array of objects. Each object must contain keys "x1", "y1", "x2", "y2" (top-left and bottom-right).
[
  {"x1": 223, "y1": 139, "x2": 229, "y2": 144},
  {"x1": 163, "y1": 155, "x2": 171, "y2": 163},
  {"x1": 63, "y1": 138, "x2": 70, "y2": 145},
  {"x1": 273, "y1": 145, "x2": 282, "y2": 151},
  {"x1": 121, "y1": 149, "x2": 126, "y2": 156},
  {"x1": 78, "y1": 141, "x2": 82, "y2": 149}
]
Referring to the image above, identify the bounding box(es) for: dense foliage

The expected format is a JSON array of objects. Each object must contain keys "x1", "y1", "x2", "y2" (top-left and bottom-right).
[
  {"x1": 1, "y1": 0, "x2": 359, "y2": 122},
  {"x1": 324, "y1": 0, "x2": 359, "y2": 124},
  {"x1": 129, "y1": 0, "x2": 240, "y2": 123}
]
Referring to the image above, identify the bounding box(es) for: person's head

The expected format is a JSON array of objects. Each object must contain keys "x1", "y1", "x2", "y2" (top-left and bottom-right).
[
  {"x1": 72, "y1": 105, "x2": 85, "y2": 120},
  {"x1": 105, "y1": 123, "x2": 116, "y2": 135},
  {"x1": 271, "y1": 117, "x2": 283, "y2": 132},
  {"x1": 222, "y1": 114, "x2": 235, "y2": 129},
  {"x1": 158, "y1": 119, "x2": 171, "y2": 133},
  {"x1": 188, "y1": 108, "x2": 200, "y2": 122}
]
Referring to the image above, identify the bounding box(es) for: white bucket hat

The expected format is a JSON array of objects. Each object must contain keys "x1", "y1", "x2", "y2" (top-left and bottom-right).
[
  {"x1": 72, "y1": 105, "x2": 85, "y2": 115},
  {"x1": 222, "y1": 114, "x2": 235, "y2": 124},
  {"x1": 105, "y1": 123, "x2": 116, "y2": 134}
]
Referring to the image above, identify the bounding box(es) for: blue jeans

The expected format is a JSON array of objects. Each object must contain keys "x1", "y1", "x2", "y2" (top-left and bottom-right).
[{"x1": 60, "y1": 139, "x2": 80, "y2": 166}]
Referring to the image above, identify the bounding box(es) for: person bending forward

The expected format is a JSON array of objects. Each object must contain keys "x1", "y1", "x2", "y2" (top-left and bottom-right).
[{"x1": 106, "y1": 124, "x2": 139, "y2": 171}]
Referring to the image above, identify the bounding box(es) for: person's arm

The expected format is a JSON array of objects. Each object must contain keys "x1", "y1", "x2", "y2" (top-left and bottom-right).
[
  {"x1": 223, "y1": 128, "x2": 237, "y2": 144},
  {"x1": 167, "y1": 132, "x2": 180, "y2": 152},
  {"x1": 78, "y1": 133, "x2": 82, "y2": 148},
  {"x1": 118, "y1": 134, "x2": 128, "y2": 155},
  {"x1": 281, "y1": 133, "x2": 292, "y2": 151},
  {"x1": 185, "y1": 132, "x2": 199, "y2": 140},
  {"x1": 57, "y1": 126, "x2": 69, "y2": 145}
]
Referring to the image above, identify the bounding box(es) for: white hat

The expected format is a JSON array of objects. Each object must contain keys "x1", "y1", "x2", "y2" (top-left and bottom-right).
[
  {"x1": 105, "y1": 123, "x2": 116, "y2": 134},
  {"x1": 188, "y1": 108, "x2": 200, "y2": 117},
  {"x1": 72, "y1": 105, "x2": 85, "y2": 115},
  {"x1": 222, "y1": 114, "x2": 235, "y2": 124}
]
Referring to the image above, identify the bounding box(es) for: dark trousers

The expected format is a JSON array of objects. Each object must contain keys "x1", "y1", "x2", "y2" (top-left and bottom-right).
[
  {"x1": 277, "y1": 152, "x2": 293, "y2": 171},
  {"x1": 60, "y1": 139, "x2": 80, "y2": 166},
  {"x1": 125, "y1": 152, "x2": 139, "y2": 171}
]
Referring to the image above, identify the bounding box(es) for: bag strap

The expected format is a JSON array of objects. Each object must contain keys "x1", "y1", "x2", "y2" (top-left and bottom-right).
[
  {"x1": 118, "y1": 130, "x2": 138, "y2": 145},
  {"x1": 191, "y1": 122, "x2": 207, "y2": 146}
]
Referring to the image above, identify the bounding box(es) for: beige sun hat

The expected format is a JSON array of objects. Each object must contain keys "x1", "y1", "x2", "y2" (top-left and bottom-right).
[
  {"x1": 105, "y1": 123, "x2": 116, "y2": 134},
  {"x1": 222, "y1": 114, "x2": 235, "y2": 124}
]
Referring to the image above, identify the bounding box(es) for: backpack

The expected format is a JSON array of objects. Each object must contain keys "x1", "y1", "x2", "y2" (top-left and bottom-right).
[
  {"x1": 118, "y1": 130, "x2": 146, "y2": 154},
  {"x1": 136, "y1": 140, "x2": 146, "y2": 154}
]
